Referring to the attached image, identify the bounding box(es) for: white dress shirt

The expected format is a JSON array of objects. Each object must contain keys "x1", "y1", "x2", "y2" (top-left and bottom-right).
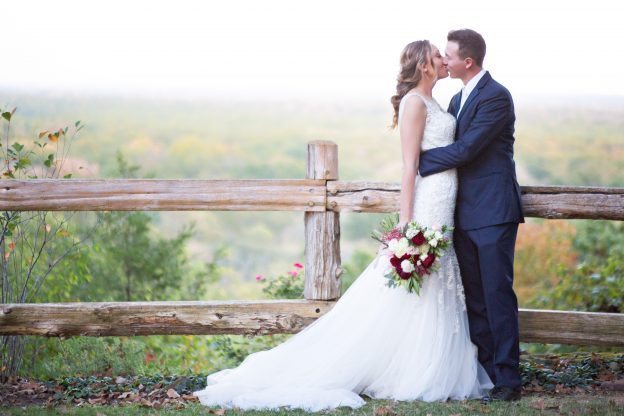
[{"x1": 457, "y1": 68, "x2": 487, "y2": 116}]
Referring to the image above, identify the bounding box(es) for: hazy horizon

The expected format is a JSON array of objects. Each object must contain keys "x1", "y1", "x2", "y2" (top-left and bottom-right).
[{"x1": 3, "y1": 0, "x2": 623, "y2": 105}]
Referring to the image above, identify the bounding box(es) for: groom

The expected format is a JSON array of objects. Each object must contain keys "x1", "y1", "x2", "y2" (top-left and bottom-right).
[{"x1": 419, "y1": 29, "x2": 525, "y2": 401}]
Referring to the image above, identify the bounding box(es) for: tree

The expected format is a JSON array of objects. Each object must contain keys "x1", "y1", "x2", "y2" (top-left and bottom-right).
[
  {"x1": 0, "y1": 108, "x2": 86, "y2": 381},
  {"x1": 529, "y1": 220, "x2": 624, "y2": 313},
  {"x1": 68, "y1": 152, "x2": 221, "y2": 302}
]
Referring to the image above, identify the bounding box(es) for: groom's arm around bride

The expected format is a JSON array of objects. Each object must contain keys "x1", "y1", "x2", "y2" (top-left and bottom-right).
[{"x1": 419, "y1": 29, "x2": 525, "y2": 401}]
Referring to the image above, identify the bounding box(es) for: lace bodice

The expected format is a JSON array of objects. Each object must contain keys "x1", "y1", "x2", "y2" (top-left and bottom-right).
[
  {"x1": 398, "y1": 92, "x2": 458, "y2": 228},
  {"x1": 398, "y1": 92, "x2": 456, "y2": 150}
]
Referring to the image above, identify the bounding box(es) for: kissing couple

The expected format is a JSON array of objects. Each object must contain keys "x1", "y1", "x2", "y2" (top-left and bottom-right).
[{"x1": 193, "y1": 28, "x2": 525, "y2": 411}]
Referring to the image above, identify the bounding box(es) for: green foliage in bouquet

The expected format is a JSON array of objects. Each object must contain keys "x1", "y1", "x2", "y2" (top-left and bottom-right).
[
  {"x1": 370, "y1": 213, "x2": 453, "y2": 295},
  {"x1": 370, "y1": 212, "x2": 400, "y2": 243}
]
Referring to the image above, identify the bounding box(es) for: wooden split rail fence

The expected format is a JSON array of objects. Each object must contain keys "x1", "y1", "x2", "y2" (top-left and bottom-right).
[{"x1": 1, "y1": 141, "x2": 623, "y2": 346}]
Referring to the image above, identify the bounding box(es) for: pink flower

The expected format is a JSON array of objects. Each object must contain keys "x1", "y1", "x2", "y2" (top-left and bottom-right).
[
  {"x1": 293, "y1": 262, "x2": 303, "y2": 269},
  {"x1": 288, "y1": 270, "x2": 299, "y2": 277},
  {"x1": 383, "y1": 229, "x2": 402, "y2": 242},
  {"x1": 255, "y1": 274, "x2": 265, "y2": 281}
]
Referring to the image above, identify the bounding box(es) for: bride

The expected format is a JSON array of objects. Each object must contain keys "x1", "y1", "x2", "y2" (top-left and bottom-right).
[{"x1": 192, "y1": 40, "x2": 493, "y2": 411}]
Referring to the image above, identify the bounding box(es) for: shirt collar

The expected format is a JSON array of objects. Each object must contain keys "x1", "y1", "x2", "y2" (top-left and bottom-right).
[{"x1": 462, "y1": 68, "x2": 487, "y2": 99}]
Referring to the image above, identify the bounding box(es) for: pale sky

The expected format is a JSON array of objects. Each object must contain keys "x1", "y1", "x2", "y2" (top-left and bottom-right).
[{"x1": 3, "y1": 0, "x2": 624, "y2": 104}]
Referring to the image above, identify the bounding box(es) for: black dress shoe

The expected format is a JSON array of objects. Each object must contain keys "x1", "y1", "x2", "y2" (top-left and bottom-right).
[{"x1": 488, "y1": 386, "x2": 522, "y2": 402}]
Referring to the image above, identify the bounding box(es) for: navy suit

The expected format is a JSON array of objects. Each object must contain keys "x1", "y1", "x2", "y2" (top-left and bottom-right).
[{"x1": 419, "y1": 71, "x2": 524, "y2": 389}]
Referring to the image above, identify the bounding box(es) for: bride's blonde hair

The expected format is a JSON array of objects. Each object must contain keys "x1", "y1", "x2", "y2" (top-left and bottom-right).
[{"x1": 390, "y1": 40, "x2": 433, "y2": 129}]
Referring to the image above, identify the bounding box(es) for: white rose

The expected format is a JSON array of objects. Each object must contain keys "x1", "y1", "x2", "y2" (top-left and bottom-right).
[
  {"x1": 387, "y1": 238, "x2": 399, "y2": 251},
  {"x1": 400, "y1": 259, "x2": 415, "y2": 273},
  {"x1": 434, "y1": 231, "x2": 443, "y2": 240},
  {"x1": 405, "y1": 228, "x2": 417, "y2": 239},
  {"x1": 389, "y1": 237, "x2": 409, "y2": 257},
  {"x1": 430, "y1": 238, "x2": 439, "y2": 247},
  {"x1": 424, "y1": 230, "x2": 435, "y2": 239}
]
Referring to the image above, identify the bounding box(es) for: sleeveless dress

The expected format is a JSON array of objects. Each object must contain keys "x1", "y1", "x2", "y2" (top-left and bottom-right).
[{"x1": 192, "y1": 93, "x2": 493, "y2": 411}]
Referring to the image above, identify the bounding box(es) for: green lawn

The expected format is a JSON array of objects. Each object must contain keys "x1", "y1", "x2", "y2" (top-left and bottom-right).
[{"x1": 3, "y1": 395, "x2": 623, "y2": 416}]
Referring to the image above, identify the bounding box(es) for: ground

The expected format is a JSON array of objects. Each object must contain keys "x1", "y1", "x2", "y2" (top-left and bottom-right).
[{"x1": 1, "y1": 352, "x2": 623, "y2": 415}]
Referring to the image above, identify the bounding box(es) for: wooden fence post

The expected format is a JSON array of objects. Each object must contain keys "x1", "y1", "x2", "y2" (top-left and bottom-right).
[{"x1": 304, "y1": 141, "x2": 342, "y2": 300}]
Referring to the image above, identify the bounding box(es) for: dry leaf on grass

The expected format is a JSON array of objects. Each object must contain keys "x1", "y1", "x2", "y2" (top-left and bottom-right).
[
  {"x1": 373, "y1": 405, "x2": 397, "y2": 416},
  {"x1": 166, "y1": 388, "x2": 180, "y2": 398},
  {"x1": 182, "y1": 394, "x2": 199, "y2": 401},
  {"x1": 139, "y1": 398, "x2": 154, "y2": 407}
]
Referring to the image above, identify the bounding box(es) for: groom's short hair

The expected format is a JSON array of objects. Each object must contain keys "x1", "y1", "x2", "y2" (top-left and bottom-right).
[{"x1": 448, "y1": 29, "x2": 486, "y2": 67}]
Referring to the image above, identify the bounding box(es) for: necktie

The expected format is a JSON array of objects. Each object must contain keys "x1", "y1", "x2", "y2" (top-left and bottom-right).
[{"x1": 457, "y1": 87, "x2": 465, "y2": 116}]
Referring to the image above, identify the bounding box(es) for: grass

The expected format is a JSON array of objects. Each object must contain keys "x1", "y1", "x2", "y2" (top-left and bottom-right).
[{"x1": 2, "y1": 394, "x2": 623, "y2": 415}]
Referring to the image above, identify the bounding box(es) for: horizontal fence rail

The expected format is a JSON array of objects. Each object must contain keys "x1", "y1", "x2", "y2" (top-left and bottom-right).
[
  {"x1": 0, "y1": 179, "x2": 327, "y2": 212},
  {"x1": 0, "y1": 179, "x2": 622, "y2": 220},
  {"x1": 0, "y1": 142, "x2": 622, "y2": 347},
  {"x1": 326, "y1": 182, "x2": 624, "y2": 220},
  {"x1": 0, "y1": 300, "x2": 334, "y2": 337},
  {"x1": 1, "y1": 301, "x2": 622, "y2": 346}
]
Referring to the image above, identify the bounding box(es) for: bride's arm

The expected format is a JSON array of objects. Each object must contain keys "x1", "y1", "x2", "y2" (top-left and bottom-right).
[{"x1": 397, "y1": 97, "x2": 426, "y2": 227}]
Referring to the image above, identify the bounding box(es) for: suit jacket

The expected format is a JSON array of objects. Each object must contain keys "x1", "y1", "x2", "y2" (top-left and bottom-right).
[{"x1": 419, "y1": 71, "x2": 525, "y2": 230}]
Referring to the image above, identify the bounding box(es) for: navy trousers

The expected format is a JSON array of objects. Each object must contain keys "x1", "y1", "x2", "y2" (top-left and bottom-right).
[{"x1": 454, "y1": 222, "x2": 521, "y2": 389}]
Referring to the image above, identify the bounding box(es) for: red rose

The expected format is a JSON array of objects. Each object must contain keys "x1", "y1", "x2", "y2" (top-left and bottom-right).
[
  {"x1": 422, "y1": 253, "x2": 436, "y2": 268},
  {"x1": 411, "y1": 232, "x2": 426, "y2": 246},
  {"x1": 389, "y1": 253, "x2": 409, "y2": 268},
  {"x1": 398, "y1": 269, "x2": 412, "y2": 280},
  {"x1": 390, "y1": 254, "x2": 413, "y2": 279}
]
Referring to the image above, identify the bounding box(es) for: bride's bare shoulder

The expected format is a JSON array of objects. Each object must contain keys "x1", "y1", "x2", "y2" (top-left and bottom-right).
[{"x1": 400, "y1": 95, "x2": 427, "y2": 119}]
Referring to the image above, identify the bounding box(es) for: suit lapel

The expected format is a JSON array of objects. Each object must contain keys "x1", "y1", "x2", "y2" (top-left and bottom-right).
[{"x1": 456, "y1": 71, "x2": 491, "y2": 124}]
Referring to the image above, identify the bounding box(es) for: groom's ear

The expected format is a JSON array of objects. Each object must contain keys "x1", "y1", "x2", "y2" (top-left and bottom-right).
[{"x1": 464, "y1": 57, "x2": 474, "y2": 70}]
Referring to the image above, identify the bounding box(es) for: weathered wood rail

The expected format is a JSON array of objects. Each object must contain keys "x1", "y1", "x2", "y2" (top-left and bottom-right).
[
  {"x1": 0, "y1": 180, "x2": 622, "y2": 220},
  {"x1": 1, "y1": 140, "x2": 623, "y2": 346},
  {"x1": 326, "y1": 182, "x2": 624, "y2": 220},
  {"x1": 0, "y1": 301, "x2": 622, "y2": 346}
]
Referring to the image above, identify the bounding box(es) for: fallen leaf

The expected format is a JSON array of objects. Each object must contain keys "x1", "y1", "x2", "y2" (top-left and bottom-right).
[
  {"x1": 373, "y1": 405, "x2": 396, "y2": 416},
  {"x1": 182, "y1": 394, "x2": 199, "y2": 401},
  {"x1": 166, "y1": 388, "x2": 180, "y2": 398},
  {"x1": 140, "y1": 398, "x2": 154, "y2": 407},
  {"x1": 147, "y1": 388, "x2": 161, "y2": 397}
]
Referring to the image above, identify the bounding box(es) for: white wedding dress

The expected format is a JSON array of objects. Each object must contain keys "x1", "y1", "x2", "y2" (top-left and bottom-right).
[{"x1": 192, "y1": 93, "x2": 493, "y2": 411}]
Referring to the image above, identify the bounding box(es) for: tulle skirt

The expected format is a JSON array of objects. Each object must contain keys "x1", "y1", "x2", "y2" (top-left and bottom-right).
[{"x1": 192, "y1": 248, "x2": 493, "y2": 412}]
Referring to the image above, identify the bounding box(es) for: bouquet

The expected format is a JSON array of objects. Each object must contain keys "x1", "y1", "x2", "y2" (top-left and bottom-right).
[{"x1": 371, "y1": 213, "x2": 452, "y2": 295}]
